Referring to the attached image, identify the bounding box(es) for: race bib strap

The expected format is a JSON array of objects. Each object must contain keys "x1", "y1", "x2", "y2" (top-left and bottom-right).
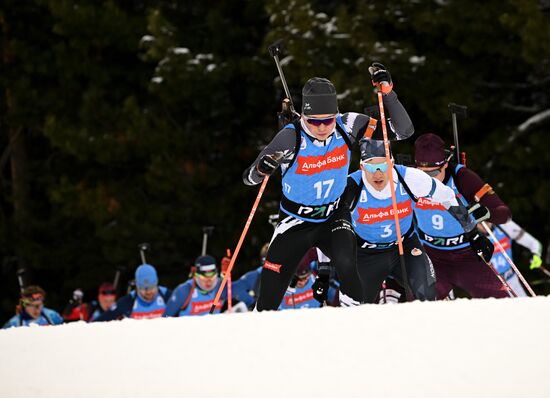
[
  {"x1": 280, "y1": 195, "x2": 341, "y2": 221},
  {"x1": 357, "y1": 224, "x2": 415, "y2": 250}
]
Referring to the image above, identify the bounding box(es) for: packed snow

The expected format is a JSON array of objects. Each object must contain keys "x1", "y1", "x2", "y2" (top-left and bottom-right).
[{"x1": 1, "y1": 297, "x2": 549, "y2": 398}]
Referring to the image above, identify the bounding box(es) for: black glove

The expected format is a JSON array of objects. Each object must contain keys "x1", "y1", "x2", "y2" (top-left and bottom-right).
[
  {"x1": 312, "y1": 262, "x2": 332, "y2": 303},
  {"x1": 468, "y1": 231, "x2": 494, "y2": 263},
  {"x1": 448, "y1": 204, "x2": 476, "y2": 233},
  {"x1": 368, "y1": 62, "x2": 393, "y2": 94},
  {"x1": 257, "y1": 153, "x2": 281, "y2": 176},
  {"x1": 468, "y1": 203, "x2": 491, "y2": 224}
]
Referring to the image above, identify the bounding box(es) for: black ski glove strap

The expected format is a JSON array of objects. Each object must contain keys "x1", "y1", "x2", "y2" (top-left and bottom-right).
[
  {"x1": 468, "y1": 231, "x2": 494, "y2": 263},
  {"x1": 468, "y1": 203, "x2": 491, "y2": 224},
  {"x1": 257, "y1": 154, "x2": 280, "y2": 176},
  {"x1": 448, "y1": 204, "x2": 476, "y2": 233},
  {"x1": 369, "y1": 62, "x2": 392, "y2": 85}
]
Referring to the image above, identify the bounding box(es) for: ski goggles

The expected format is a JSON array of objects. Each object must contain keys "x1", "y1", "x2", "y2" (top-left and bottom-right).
[
  {"x1": 24, "y1": 302, "x2": 44, "y2": 310},
  {"x1": 196, "y1": 271, "x2": 218, "y2": 279},
  {"x1": 362, "y1": 161, "x2": 389, "y2": 173},
  {"x1": 21, "y1": 297, "x2": 44, "y2": 307},
  {"x1": 305, "y1": 117, "x2": 336, "y2": 126},
  {"x1": 99, "y1": 289, "x2": 116, "y2": 296},
  {"x1": 21, "y1": 293, "x2": 44, "y2": 305}
]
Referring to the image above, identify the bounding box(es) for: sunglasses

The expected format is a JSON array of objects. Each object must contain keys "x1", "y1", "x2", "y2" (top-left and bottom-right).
[
  {"x1": 99, "y1": 289, "x2": 116, "y2": 296},
  {"x1": 305, "y1": 117, "x2": 336, "y2": 126},
  {"x1": 423, "y1": 166, "x2": 444, "y2": 177},
  {"x1": 363, "y1": 162, "x2": 389, "y2": 173}
]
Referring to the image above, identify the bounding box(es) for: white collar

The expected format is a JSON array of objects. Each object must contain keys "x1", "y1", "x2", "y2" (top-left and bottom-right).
[{"x1": 360, "y1": 169, "x2": 398, "y2": 200}]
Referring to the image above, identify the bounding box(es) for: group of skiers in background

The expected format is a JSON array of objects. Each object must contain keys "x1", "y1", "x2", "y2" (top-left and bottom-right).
[{"x1": 3, "y1": 62, "x2": 548, "y2": 329}]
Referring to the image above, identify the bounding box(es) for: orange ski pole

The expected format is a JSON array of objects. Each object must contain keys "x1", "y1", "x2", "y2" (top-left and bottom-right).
[
  {"x1": 376, "y1": 87, "x2": 412, "y2": 301},
  {"x1": 210, "y1": 176, "x2": 270, "y2": 313},
  {"x1": 226, "y1": 249, "x2": 233, "y2": 312}
]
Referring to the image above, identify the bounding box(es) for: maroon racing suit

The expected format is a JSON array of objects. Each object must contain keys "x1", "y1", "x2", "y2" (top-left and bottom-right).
[{"x1": 415, "y1": 163, "x2": 512, "y2": 299}]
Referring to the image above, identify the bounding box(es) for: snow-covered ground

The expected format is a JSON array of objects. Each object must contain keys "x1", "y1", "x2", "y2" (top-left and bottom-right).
[{"x1": 1, "y1": 297, "x2": 549, "y2": 398}]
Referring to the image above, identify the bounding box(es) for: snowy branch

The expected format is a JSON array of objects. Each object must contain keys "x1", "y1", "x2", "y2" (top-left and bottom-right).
[
  {"x1": 517, "y1": 109, "x2": 550, "y2": 132},
  {"x1": 485, "y1": 108, "x2": 550, "y2": 171}
]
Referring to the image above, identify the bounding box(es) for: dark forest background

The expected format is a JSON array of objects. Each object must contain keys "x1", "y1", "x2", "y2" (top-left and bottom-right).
[{"x1": 1, "y1": 0, "x2": 549, "y2": 321}]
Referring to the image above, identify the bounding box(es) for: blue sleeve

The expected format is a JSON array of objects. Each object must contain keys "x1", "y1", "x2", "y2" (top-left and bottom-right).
[
  {"x1": 3, "y1": 315, "x2": 20, "y2": 329},
  {"x1": 45, "y1": 309, "x2": 64, "y2": 325},
  {"x1": 231, "y1": 268, "x2": 261, "y2": 307},
  {"x1": 159, "y1": 286, "x2": 172, "y2": 302},
  {"x1": 163, "y1": 283, "x2": 191, "y2": 317},
  {"x1": 93, "y1": 294, "x2": 134, "y2": 322},
  {"x1": 349, "y1": 170, "x2": 362, "y2": 185}
]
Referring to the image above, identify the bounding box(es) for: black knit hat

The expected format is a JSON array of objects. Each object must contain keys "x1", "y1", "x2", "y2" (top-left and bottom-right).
[
  {"x1": 302, "y1": 77, "x2": 338, "y2": 116},
  {"x1": 360, "y1": 139, "x2": 388, "y2": 161}
]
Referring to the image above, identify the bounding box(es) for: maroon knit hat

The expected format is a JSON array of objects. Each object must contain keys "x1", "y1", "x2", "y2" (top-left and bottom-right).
[{"x1": 414, "y1": 133, "x2": 446, "y2": 167}]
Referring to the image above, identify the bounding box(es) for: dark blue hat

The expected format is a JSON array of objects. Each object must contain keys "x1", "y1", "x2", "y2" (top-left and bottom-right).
[
  {"x1": 135, "y1": 264, "x2": 158, "y2": 289},
  {"x1": 360, "y1": 139, "x2": 388, "y2": 161},
  {"x1": 194, "y1": 255, "x2": 218, "y2": 274}
]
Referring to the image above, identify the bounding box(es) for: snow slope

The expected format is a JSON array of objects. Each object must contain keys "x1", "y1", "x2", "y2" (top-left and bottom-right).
[{"x1": 1, "y1": 297, "x2": 549, "y2": 398}]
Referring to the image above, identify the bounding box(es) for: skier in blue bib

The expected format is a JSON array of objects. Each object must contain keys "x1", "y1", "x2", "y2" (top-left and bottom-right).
[
  {"x1": 93, "y1": 264, "x2": 171, "y2": 321},
  {"x1": 485, "y1": 221, "x2": 543, "y2": 297},
  {"x1": 232, "y1": 245, "x2": 333, "y2": 309},
  {"x1": 413, "y1": 133, "x2": 511, "y2": 299},
  {"x1": 279, "y1": 259, "x2": 320, "y2": 310},
  {"x1": 338, "y1": 139, "x2": 477, "y2": 303},
  {"x1": 3, "y1": 285, "x2": 63, "y2": 328},
  {"x1": 164, "y1": 255, "x2": 228, "y2": 317},
  {"x1": 242, "y1": 64, "x2": 414, "y2": 310}
]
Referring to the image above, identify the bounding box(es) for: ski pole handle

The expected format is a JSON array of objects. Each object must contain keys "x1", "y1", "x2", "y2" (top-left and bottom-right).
[{"x1": 210, "y1": 176, "x2": 270, "y2": 314}]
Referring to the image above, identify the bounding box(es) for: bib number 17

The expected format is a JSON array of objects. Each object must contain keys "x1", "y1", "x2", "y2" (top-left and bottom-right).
[{"x1": 314, "y1": 179, "x2": 334, "y2": 199}]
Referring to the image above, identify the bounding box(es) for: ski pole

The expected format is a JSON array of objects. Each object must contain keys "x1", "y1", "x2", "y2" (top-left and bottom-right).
[
  {"x1": 376, "y1": 85, "x2": 412, "y2": 301},
  {"x1": 113, "y1": 265, "x2": 126, "y2": 292},
  {"x1": 538, "y1": 265, "x2": 550, "y2": 278},
  {"x1": 201, "y1": 226, "x2": 215, "y2": 256},
  {"x1": 210, "y1": 175, "x2": 270, "y2": 314},
  {"x1": 16, "y1": 267, "x2": 26, "y2": 294},
  {"x1": 225, "y1": 248, "x2": 233, "y2": 313},
  {"x1": 480, "y1": 221, "x2": 536, "y2": 296},
  {"x1": 478, "y1": 257, "x2": 518, "y2": 297},
  {"x1": 268, "y1": 40, "x2": 298, "y2": 116},
  {"x1": 448, "y1": 103, "x2": 468, "y2": 165},
  {"x1": 138, "y1": 242, "x2": 150, "y2": 264}
]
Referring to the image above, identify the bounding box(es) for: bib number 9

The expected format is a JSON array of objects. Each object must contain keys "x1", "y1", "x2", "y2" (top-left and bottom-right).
[{"x1": 432, "y1": 214, "x2": 444, "y2": 230}]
